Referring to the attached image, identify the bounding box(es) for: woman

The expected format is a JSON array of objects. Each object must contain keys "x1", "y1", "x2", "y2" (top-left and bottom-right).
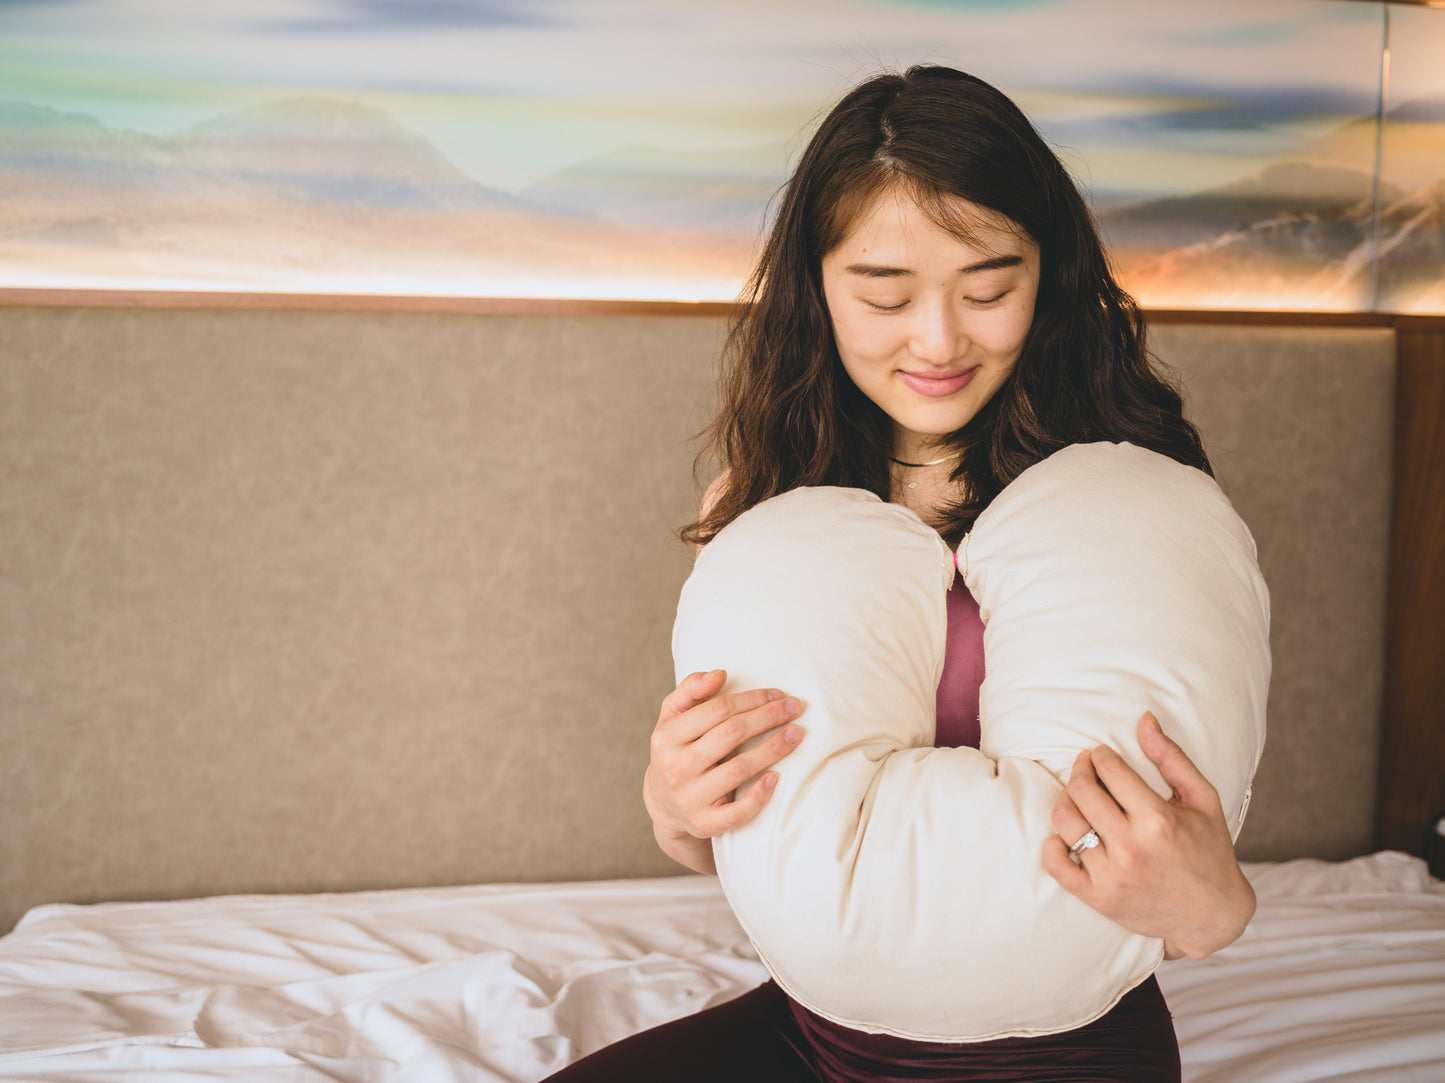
[{"x1": 552, "y1": 65, "x2": 1256, "y2": 1081}]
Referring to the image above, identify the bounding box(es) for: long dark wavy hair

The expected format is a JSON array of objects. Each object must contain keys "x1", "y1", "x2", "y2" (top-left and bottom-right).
[{"x1": 682, "y1": 65, "x2": 1210, "y2": 548}]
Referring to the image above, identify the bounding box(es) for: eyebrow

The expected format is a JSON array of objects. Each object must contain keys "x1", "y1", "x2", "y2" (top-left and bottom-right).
[{"x1": 844, "y1": 254, "x2": 1024, "y2": 278}]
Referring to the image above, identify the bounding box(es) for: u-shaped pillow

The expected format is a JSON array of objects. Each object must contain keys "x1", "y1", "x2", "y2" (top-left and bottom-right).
[{"x1": 672, "y1": 441, "x2": 1269, "y2": 1041}]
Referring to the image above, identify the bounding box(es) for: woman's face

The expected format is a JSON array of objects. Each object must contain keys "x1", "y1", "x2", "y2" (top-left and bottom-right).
[{"x1": 820, "y1": 188, "x2": 1040, "y2": 462}]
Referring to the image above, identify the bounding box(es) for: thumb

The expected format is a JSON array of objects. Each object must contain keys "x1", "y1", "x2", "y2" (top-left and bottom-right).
[{"x1": 1138, "y1": 712, "x2": 1215, "y2": 808}]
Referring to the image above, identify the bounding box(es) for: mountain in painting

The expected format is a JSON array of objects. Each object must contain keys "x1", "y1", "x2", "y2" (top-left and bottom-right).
[
  {"x1": 1099, "y1": 163, "x2": 1392, "y2": 253},
  {"x1": 0, "y1": 99, "x2": 754, "y2": 295},
  {"x1": 1, "y1": 98, "x2": 526, "y2": 213},
  {"x1": 1305, "y1": 95, "x2": 1445, "y2": 192},
  {"x1": 522, "y1": 142, "x2": 787, "y2": 235},
  {"x1": 1, "y1": 100, "x2": 165, "y2": 187},
  {"x1": 1103, "y1": 98, "x2": 1445, "y2": 311},
  {"x1": 1390, "y1": 95, "x2": 1445, "y2": 123},
  {"x1": 1100, "y1": 162, "x2": 1377, "y2": 307},
  {"x1": 179, "y1": 98, "x2": 528, "y2": 212},
  {"x1": 1375, "y1": 177, "x2": 1445, "y2": 311},
  {"x1": 1110, "y1": 167, "x2": 1445, "y2": 311}
]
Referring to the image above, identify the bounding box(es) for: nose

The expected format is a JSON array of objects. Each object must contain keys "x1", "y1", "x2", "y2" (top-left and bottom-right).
[{"x1": 908, "y1": 298, "x2": 967, "y2": 366}]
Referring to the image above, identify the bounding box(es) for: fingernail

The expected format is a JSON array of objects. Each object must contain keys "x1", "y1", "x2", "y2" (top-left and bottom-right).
[
  {"x1": 767, "y1": 689, "x2": 784, "y2": 701},
  {"x1": 706, "y1": 669, "x2": 724, "y2": 680},
  {"x1": 762, "y1": 773, "x2": 778, "y2": 790},
  {"x1": 783, "y1": 725, "x2": 801, "y2": 744},
  {"x1": 784, "y1": 697, "x2": 802, "y2": 716}
]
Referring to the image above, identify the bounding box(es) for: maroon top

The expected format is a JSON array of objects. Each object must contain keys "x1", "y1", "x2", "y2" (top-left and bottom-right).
[{"x1": 934, "y1": 571, "x2": 985, "y2": 750}]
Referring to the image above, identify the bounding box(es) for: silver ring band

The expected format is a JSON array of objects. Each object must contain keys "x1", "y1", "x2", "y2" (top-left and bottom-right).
[{"x1": 1069, "y1": 828, "x2": 1101, "y2": 856}]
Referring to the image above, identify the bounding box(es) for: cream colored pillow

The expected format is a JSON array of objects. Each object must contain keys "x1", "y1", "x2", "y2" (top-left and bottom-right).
[{"x1": 672, "y1": 442, "x2": 1269, "y2": 1041}]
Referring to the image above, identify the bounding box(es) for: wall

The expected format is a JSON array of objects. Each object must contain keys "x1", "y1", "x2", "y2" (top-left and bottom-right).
[{"x1": 0, "y1": 304, "x2": 1420, "y2": 935}]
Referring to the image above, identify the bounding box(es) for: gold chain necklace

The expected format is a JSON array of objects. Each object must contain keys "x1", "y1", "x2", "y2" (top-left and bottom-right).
[
  {"x1": 886, "y1": 452, "x2": 958, "y2": 469},
  {"x1": 888, "y1": 451, "x2": 961, "y2": 490}
]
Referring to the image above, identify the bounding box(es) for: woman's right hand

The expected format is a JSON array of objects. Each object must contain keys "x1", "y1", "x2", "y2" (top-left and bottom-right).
[{"x1": 644, "y1": 669, "x2": 804, "y2": 874}]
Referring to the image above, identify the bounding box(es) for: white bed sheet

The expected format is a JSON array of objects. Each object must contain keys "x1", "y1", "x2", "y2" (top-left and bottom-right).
[{"x1": 0, "y1": 853, "x2": 1441, "y2": 1082}]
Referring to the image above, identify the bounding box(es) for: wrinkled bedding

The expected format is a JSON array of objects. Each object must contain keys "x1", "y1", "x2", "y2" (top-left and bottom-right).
[{"x1": 1, "y1": 853, "x2": 1441, "y2": 1082}]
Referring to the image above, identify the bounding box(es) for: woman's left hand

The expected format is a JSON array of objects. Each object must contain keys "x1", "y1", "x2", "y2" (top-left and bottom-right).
[{"x1": 1042, "y1": 712, "x2": 1256, "y2": 961}]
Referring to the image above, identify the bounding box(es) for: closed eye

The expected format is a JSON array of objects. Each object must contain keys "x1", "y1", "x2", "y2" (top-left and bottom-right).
[
  {"x1": 967, "y1": 291, "x2": 1009, "y2": 307},
  {"x1": 865, "y1": 299, "x2": 909, "y2": 312}
]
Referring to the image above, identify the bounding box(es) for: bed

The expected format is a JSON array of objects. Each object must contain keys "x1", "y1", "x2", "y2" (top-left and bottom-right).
[
  {"x1": 0, "y1": 853, "x2": 1442, "y2": 1081},
  {"x1": 2, "y1": 303, "x2": 1442, "y2": 1080}
]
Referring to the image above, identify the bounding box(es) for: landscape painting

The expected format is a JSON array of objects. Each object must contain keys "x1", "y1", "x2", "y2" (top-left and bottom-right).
[{"x1": 1, "y1": 0, "x2": 1441, "y2": 311}]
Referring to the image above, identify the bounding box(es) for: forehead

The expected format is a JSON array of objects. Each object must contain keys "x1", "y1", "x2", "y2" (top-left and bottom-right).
[{"x1": 829, "y1": 187, "x2": 1032, "y2": 262}]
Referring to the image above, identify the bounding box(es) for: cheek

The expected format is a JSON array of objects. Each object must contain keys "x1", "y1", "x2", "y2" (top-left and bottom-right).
[
  {"x1": 1010, "y1": 286, "x2": 1041, "y2": 346},
  {"x1": 832, "y1": 314, "x2": 891, "y2": 366},
  {"x1": 967, "y1": 364, "x2": 1016, "y2": 419},
  {"x1": 1002, "y1": 298, "x2": 1038, "y2": 344},
  {"x1": 976, "y1": 308, "x2": 1034, "y2": 363}
]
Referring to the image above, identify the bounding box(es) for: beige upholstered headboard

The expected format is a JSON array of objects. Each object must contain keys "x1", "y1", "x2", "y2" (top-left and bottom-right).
[{"x1": 0, "y1": 304, "x2": 1403, "y2": 933}]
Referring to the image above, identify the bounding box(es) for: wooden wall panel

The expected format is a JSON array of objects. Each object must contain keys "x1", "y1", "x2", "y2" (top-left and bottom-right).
[{"x1": 1377, "y1": 328, "x2": 1445, "y2": 855}]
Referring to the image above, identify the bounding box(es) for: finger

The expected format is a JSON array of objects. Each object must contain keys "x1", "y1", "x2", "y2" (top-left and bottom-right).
[
  {"x1": 1050, "y1": 791, "x2": 1094, "y2": 849},
  {"x1": 704, "y1": 771, "x2": 781, "y2": 834},
  {"x1": 649, "y1": 692, "x2": 799, "y2": 836},
  {"x1": 682, "y1": 705, "x2": 802, "y2": 813},
  {"x1": 1051, "y1": 783, "x2": 1081, "y2": 816},
  {"x1": 659, "y1": 669, "x2": 728, "y2": 723},
  {"x1": 1137, "y1": 712, "x2": 1220, "y2": 811},
  {"x1": 691, "y1": 694, "x2": 803, "y2": 763},
  {"x1": 707, "y1": 720, "x2": 804, "y2": 786},
  {"x1": 1088, "y1": 743, "x2": 1170, "y2": 816},
  {"x1": 1064, "y1": 750, "x2": 1129, "y2": 839},
  {"x1": 1042, "y1": 835, "x2": 1096, "y2": 901},
  {"x1": 672, "y1": 687, "x2": 791, "y2": 746}
]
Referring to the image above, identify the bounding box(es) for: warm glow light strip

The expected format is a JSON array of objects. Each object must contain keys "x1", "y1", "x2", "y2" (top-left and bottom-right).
[
  {"x1": 1320, "y1": 0, "x2": 1445, "y2": 7},
  {"x1": 3, "y1": 288, "x2": 1443, "y2": 331},
  {"x1": 0, "y1": 288, "x2": 736, "y2": 319}
]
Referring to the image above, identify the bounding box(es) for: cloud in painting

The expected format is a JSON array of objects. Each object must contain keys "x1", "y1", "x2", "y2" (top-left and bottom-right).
[
  {"x1": 269, "y1": 0, "x2": 561, "y2": 33},
  {"x1": 1095, "y1": 81, "x2": 1378, "y2": 128},
  {"x1": 1174, "y1": 20, "x2": 1329, "y2": 48}
]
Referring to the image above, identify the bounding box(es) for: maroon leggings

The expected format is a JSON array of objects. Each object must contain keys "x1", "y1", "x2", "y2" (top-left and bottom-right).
[{"x1": 545, "y1": 976, "x2": 1181, "y2": 1082}]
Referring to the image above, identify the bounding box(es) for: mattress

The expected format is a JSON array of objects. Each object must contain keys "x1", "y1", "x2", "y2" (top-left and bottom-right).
[{"x1": 1, "y1": 852, "x2": 1441, "y2": 1082}]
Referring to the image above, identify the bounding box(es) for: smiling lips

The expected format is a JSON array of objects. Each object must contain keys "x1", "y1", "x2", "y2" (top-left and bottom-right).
[{"x1": 898, "y1": 367, "x2": 979, "y2": 397}]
